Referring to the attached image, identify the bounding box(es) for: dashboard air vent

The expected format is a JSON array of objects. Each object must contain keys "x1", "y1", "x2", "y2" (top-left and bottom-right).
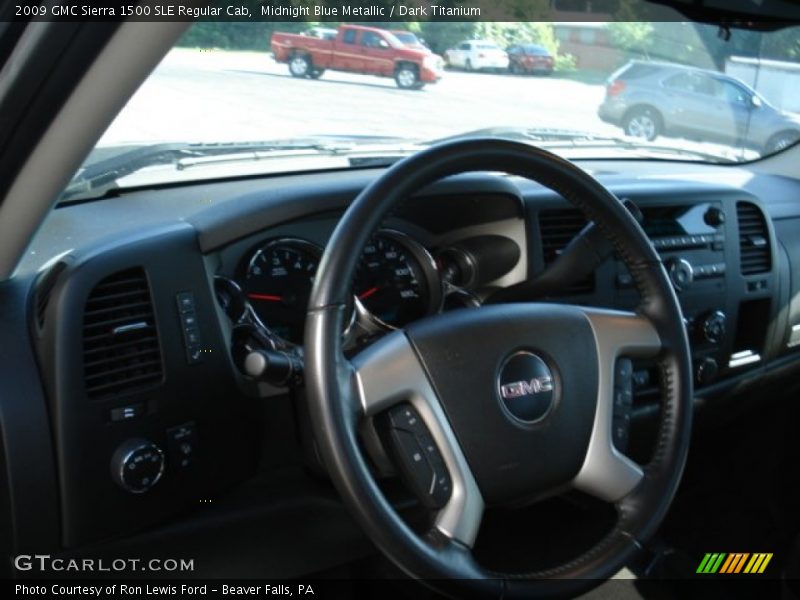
[
  {"x1": 538, "y1": 208, "x2": 595, "y2": 294},
  {"x1": 82, "y1": 267, "x2": 163, "y2": 400},
  {"x1": 737, "y1": 202, "x2": 771, "y2": 275}
]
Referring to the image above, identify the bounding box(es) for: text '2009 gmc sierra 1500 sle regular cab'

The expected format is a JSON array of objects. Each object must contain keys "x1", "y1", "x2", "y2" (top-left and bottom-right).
[{"x1": 271, "y1": 24, "x2": 444, "y2": 89}]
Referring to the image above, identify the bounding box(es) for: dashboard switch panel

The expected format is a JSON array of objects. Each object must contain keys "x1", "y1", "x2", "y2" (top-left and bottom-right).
[
  {"x1": 175, "y1": 292, "x2": 204, "y2": 364},
  {"x1": 167, "y1": 422, "x2": 198, "y2": 470}
]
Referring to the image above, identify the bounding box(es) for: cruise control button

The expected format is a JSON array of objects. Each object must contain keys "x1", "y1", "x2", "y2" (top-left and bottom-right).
[
  {"x1": 387, "y1": 405, "x2": 426, "y2": 436},
  {"x1": 613, "y1": 388, "x2": 633, "y2": 412},
  {"x1": 390, "y1": 429, "x2": 436, "y2": 499},
  {"x1": 382, "y1": 404, "x2": 452, "y2": 509},
  {"x1": 615, "y1": 358, "x2": 633, "y2": 382},
  {"x1": 613, "y1": 418, "x2": 630, "y2": 452}
]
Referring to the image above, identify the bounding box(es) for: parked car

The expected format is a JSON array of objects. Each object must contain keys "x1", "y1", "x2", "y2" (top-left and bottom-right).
[
  {"x1": 390, "y1": 30, "x2": 429, "y2": 51},
  {"x1": 507, "y1": 44, "x2": 555, "y2": 75},
  {"x1": 271, "y1": 24, "x2": 444, "y2": 89},
  {"x1": 598, "y1": 60, "x2": 800, "y2": 153},
  {"x1": 445, "y1": 40, "x2": 509, "y2": 72}
]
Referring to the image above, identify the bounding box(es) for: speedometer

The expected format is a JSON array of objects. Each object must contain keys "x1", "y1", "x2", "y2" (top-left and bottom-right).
[
  {"x1": 241, "y1": 238, "x2": 321, "y2": 344},
  {"x1": 354, "y1": 231, "x2": 442, "y2": 329}
]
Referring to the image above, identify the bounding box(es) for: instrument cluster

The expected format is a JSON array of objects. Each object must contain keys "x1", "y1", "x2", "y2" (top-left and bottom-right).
[{"x1": 214, "y1": 230, "x2": 474, "y2": 350}]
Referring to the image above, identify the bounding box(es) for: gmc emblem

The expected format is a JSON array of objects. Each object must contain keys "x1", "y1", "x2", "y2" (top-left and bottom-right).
[{"x1": 499, "y1": 376, "x2": 554, "y2": 399}]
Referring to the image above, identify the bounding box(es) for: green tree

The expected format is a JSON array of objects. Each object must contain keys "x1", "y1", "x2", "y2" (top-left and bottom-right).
[
  {"x1": 607, "y1": 22, "x2": 653, "y2": 60},
  {"x1": 416, "y1": 22, "x2": 479, "y2": 55}
]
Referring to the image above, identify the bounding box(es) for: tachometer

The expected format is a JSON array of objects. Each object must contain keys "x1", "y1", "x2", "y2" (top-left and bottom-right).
[
  {"x1": 354, "y1": 231, "x2": 442, "y2": 329},
  {"x1": 241, "y1": 238, "x2": 321, "y2": 344}
]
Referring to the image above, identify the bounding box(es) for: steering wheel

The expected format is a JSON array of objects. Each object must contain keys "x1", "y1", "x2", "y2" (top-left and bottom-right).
[{"x1": 305, "y1": 139, "x2": 692, "y2": 598}]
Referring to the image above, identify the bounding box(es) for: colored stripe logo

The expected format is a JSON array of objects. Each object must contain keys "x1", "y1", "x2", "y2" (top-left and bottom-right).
[{"x1": 696, "y1": 553, "x2": 773, "y2": 574}]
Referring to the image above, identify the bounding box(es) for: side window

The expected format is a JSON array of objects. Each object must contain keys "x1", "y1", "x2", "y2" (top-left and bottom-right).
[
  {"x1": 664, "y1": 72, "x2": 715, "y2": 95},
  {"x1": 361, "y1": 31, "x2": 386, "y2": 48},
  {"x1": 458, "y1": 42, "x2": 471, "y2": 51},
  {"x1": 718, "y1": 81, "x2": 750, "y2": 105},
  {"x1": 664, "y1": 73, "x2": 695, "y2": 92},
  {"x1": 694, "y1": 75, "x2": 719, "y2": 96},
  {"x1": 342, "y1": 29, "x2": 358, "y2": 45},
  {"x1": 361, "y1": 32, "x2": 376, "y2": 47}
]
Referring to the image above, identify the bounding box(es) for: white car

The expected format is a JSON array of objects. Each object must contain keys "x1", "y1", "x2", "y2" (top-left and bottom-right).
[{"x1": 445, "y1": 40, "x2": 510, "y2": 72}]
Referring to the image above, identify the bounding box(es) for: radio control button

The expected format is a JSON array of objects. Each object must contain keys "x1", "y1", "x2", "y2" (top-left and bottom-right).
[
  {"x1": 666, "y1": 258, "x2": 694, "y2": 291},
  {"x1": 704, "y1": 207, "x2": 726, "y2": 228}
]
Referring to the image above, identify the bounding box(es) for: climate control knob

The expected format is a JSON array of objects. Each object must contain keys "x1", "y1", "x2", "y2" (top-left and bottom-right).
[
  {"x1": 666, "y1": 258, "x2": 694, "y2": 291},
  {"x1": 700, "y1": 310, "x2": 727, "y2": 344},
  {"x1": 696, "y1": 357, "x2": 719, "y2": 386},
  {"x1": 111, "y1": 438, "x2": 165, "y2": 494}
]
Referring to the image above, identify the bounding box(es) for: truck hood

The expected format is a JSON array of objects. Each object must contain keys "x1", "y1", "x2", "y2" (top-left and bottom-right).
[{"x1": 395, "y1": 46, "x2": 436, "y2": 60}]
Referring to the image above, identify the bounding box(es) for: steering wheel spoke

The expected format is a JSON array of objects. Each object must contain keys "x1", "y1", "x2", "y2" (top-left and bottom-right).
[
  {"x1": 572, "y1": 308, "x2": 662, "y2": 502},
  {"x1": 352, "y1": 331, "x2": 484, "y2": 547}
]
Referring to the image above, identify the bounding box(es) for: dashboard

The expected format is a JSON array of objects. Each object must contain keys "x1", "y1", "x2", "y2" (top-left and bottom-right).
[
  {"x1": 11, "y1": 161, "x2": 800, "y2": 573},
  {"x1": 213, "y1": 208, "x2": 525, "y2": 388}
]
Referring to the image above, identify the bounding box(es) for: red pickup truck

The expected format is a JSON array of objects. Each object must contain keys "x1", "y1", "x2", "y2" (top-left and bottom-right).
[{"x1": 271, "y1": 25, "x2": 444, "y2": 90}]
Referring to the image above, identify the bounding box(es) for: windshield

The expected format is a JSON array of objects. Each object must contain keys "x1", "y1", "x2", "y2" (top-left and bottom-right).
[{"x1": 66, "y1": 17, "x2": 800, "y2": 202}]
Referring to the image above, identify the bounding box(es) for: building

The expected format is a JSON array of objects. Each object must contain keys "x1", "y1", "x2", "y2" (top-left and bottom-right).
[{"x1": 553, "y1": 22, "x2": 622, "y2": 72}]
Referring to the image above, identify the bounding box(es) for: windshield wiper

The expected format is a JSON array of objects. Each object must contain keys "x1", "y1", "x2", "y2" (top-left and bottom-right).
[
  {"x1": 61, "y1": 136, "x2": 421, "y2": 202},
  {"x1": 428, "y1": 127, "x2": 738, "y2": 164},
  {"x1": 428, "y1": 127, "x2": 626, "y2": 145}
]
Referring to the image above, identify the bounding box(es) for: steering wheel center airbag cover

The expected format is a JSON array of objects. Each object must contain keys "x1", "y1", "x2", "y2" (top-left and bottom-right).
[
  {"x1": 405, "y1": 303, "x2": 598, "y2": 505},
  {"x1": 497, "y1": 351, "x2": 555, "y2": 424}
]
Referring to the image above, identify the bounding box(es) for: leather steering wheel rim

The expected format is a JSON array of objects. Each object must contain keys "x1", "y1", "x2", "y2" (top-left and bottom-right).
[{"x1": 305, "y1": 139, "x2": 693, "y2": 598}]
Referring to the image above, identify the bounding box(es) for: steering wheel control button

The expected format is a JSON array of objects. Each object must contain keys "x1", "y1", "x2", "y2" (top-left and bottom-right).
[
  {"x1": 382, "y1": 404, "x2": 452, "y2": 509},
  {"x1": 167, "y1": 422, "x2": 198, "y2": 470},
  {"x1": 497, "y1": 351, "x2": 556, "y2": 424},
  {"x1": 111, "y1": 439, "x2": 165, "y2": 494},
  {"x1": 612, "y1": 358, "x2": 634, "y2": 452},
  {"x1": 175, "y1": 291, "x2": 204, "y2": 364}
]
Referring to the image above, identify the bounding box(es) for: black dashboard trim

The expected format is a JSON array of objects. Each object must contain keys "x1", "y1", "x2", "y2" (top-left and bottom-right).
[
  {"x1": 0, "y1": 275, "x2": 61, "y2": 559},
  {"x1": 189, "y1": 172, "x2": 524, "y2": 253}
]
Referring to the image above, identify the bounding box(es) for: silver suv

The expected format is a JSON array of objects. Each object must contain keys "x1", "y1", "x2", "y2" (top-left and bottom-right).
[{"x1": 598, "y1": 60, "x2": 800, "y2": 154}]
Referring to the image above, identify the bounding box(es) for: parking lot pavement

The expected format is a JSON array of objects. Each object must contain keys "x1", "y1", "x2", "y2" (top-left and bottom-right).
[
  {"x1": 99, "y1": 48, "x2": 754, "y2": 163},
  {"x1": 100, "y1": 48, "x2": 617, "y2": 145}
]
